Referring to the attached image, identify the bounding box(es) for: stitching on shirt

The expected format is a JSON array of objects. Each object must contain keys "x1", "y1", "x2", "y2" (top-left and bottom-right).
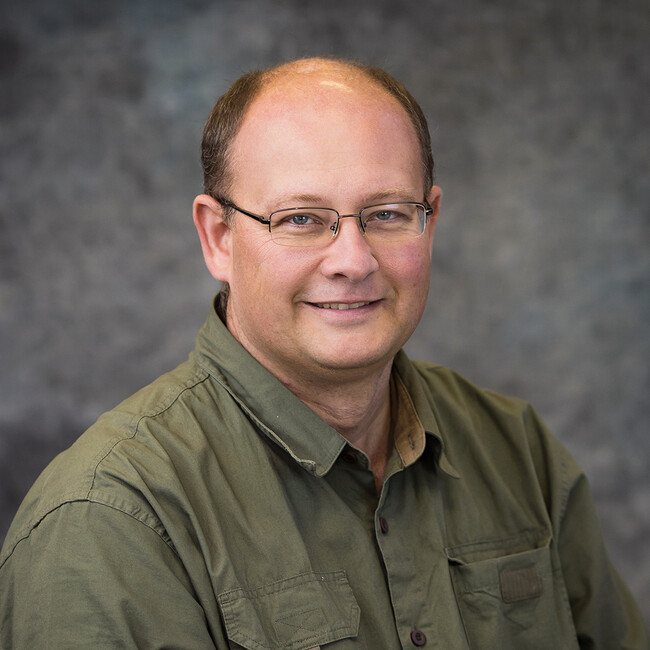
[
  {"x1": 219, "y1": 571, "x2": 347, "y2": 602},
  {"x1": 221, "y1": 602, "x2": 352, "y2": 650},
  {"x1": 89, "y1": 498, "x2": 179, "y2": 554},
  {"x1": 0, "y1": 497, "x2": 179, "y2": 570},
  {"x1": 226, "y1": 623, "x2": 327, "y2": 650},
  {"x1": 87, "y1": 366, "x2": 211, "y2": 496},
  {"x1": 209, "y1": 373, "x2": 344, "y2": 477},
  {"x1": 274, "y1": 607, "x2": 321, "y2": 634},
  {"x1": 1, "y1": 367, "x2": 209, "y2": 568},
  {"x1": 445, "y1": 528, "x2": 550, "y2": 560},
  {"x1": 218, "y1": 572, "x2": 355, "y2": 649},
  {"x1": 557, "y1": 448, "x2": 572, "y2": 525},
  {"x1": 88, "y1": 491, "x2": 174, "y2": 547},
  {"x1": 0, "y1": 497, "x2": 83, "y2": 568}
]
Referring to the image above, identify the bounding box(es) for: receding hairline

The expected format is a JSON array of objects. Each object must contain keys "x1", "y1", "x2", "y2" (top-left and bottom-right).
[
  {"x1": 202, "y1": 57, "x2": 434, "y2": 202},
  {"x1": 258, "y1": 57, "x2": 377, "y2": 82},
  {"x1": 246, "y1": 57, "x2": 411, "y2": 108}
]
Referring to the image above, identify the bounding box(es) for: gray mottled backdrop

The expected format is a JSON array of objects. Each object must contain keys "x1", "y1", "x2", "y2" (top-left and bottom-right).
[{"x1": 1, "y1": 0, "x2": 649, "y2": 625}]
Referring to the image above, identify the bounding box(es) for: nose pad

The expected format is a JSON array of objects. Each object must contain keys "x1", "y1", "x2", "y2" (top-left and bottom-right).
[
  {"x1": 331, "y1": 214, "x2": 366, "y2": 240},
  {"x1": 320, "y1": 213, "x2": 378, "y2": 280}
]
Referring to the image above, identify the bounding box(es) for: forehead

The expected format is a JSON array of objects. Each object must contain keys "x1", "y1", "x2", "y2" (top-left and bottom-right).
[
  {"x1": 245, "y1": 65, "x2": 411, "y2": 133},
  {"x1": 229, "y1": 67, "x2": 423, "y2": 203}
]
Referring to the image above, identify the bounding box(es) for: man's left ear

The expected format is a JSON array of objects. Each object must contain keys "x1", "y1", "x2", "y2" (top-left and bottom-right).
[
  {"x1": 426, "y1": 185, "x2": 442, "y2": 250},
  {"x1": 193, "y1": 194, "x2": 233, "y2": 283}
]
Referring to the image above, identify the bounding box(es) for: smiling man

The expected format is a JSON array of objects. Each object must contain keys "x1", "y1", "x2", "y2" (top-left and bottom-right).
[
  {"x1": 193, "y1": 63, "x2": 440, "y2": 494},
  {"x1": 1, "y1": 58, "x2": 647, "y2": 649}
]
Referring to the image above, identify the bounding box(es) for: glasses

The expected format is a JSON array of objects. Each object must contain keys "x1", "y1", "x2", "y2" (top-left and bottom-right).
[{"x1": 218, "y1": 199, "x2": 433, "y2": 247}]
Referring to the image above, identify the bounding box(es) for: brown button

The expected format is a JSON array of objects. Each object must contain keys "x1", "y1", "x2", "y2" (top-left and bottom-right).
[
  {"x1": 379, "y1": 517, "x2": 389, "y2": 534},
  {"x1": 411, "y1": 629, "x2": 427, "y2": 646},
  {"x1": 341, "y1": 450, "x2": 357, "y2": 464}
]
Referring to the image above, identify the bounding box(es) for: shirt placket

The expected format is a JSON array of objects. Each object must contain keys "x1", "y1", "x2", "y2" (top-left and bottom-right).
[{"x1": 374, "y1": 457, "x2": 468, "y2": 649}]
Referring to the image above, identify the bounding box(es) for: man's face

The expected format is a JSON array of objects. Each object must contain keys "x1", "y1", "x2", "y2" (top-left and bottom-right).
[{"x1": 213, "y1": 71, "x2": 440, "y2": 386}]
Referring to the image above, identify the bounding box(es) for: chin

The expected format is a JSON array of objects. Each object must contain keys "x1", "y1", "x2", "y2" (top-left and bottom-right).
[{"x1": 310, "y1": 345, "x2": 397, "y2": 374}]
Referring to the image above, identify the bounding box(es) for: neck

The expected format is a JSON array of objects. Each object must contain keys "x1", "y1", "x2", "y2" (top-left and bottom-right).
[
  {"x1": 282, "y1": 362, "x2": 394, "y2": 488},
  {"x1": 222, "y1": 295, "x2": 394, "y2": 487}
]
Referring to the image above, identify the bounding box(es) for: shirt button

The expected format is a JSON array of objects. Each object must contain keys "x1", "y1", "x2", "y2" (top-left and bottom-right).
[
  {"x1": 379, "y1": 517, "x2": 389, "y2": 534},
  {"x1": 411, "y1": 629, "x2": 427, "y2": 646}
]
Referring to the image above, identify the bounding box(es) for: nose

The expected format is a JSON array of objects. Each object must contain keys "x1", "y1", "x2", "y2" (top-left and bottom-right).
[{"x1": 319, "y1": 216, "x2": 379, "y2": 281}]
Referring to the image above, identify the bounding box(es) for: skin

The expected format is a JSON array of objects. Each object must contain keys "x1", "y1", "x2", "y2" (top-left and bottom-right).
[{"x1": 194, "y1": 60, "x2": 441, "y2": 491}]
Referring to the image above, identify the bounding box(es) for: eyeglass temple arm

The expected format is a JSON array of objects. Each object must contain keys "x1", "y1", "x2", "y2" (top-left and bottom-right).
[{"x1": 217, "y1": 198, "x2": 271, "y2": 226}]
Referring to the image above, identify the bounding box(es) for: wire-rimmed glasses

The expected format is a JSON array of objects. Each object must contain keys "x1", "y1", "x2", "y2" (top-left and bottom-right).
[{"x1": 218, "y1": 199, "x2": 433, "y2": 247}]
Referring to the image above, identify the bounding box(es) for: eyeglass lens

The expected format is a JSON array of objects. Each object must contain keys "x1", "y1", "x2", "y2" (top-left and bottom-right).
[{"x1": 268, "y1": 203, "x2": 426, "y2": 247}]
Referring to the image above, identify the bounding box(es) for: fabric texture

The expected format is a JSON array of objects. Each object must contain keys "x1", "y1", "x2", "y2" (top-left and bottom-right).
[{"x1": 1, "y1": 297, "x2": 647, "y2": 649}]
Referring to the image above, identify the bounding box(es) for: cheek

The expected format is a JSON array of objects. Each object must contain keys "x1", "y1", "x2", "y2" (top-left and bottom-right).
[
  {"x1": 230, "y1": 237, "x2": 317, "y2": 305},
  {"x1": 383, "y1": 243, "x2": 432, "y2": 289},
  {"x1": 227, "y1": 240, "x2": 275, "y2": 321},
  {"x1": 230, "y1": 229, "x2": 281, "y2": 283}
]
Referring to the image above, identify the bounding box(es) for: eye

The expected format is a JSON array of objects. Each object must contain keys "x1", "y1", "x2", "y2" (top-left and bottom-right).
[
  {"x1": 289, "y1": 213, "x2": 317, "y2": 226},
  {"x1": 273, "y1": 210, "x2": 329, "y2": 231},
  {"x1": 365, "y1": 207, "x2": 409, "y2": 224},
  {"x1": 372, "y1": 209, "x2": 399, "y2": 221}
]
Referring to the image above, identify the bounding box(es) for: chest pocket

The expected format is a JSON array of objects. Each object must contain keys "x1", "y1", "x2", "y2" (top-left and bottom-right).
[
  {"x1": 446, "y1": 534, "x2": 579, "y2": 650},
  {"x1": 217, "y1": 571, "x2": 360, "y2": 650}
]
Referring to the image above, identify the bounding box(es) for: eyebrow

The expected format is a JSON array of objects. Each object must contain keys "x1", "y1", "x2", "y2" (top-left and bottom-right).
[
  {"x1": 363, "y1": 188, "x2": 419, "y2": 204},
  {"x1": 273, "y1": 192, "x2": 324, "y2": 206},
  {"x1": 270, "y1": 188, "x2": 419, "y2": 209}
]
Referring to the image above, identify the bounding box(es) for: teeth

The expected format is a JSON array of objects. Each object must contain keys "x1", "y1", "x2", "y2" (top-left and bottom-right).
[{"x1": 315, "y1": 302, "x2": 370, "y2": 310}]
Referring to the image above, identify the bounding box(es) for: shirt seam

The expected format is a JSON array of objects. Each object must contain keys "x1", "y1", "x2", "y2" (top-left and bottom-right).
[
  {"x1": 197, "y1": 360, "x2": 344, "y2": 477},
  {"x1": 87, "y1": 366, "x2": 211, "y2": 497},
  {"x1": 1, "y1": 366, "x2": 209, "y2": 568},
  {"x1": 557, "y1": 446, "x2": 572, "y2": 527},
  {"x1": 0, "y1": 496, "x2": 179, "y2": 570}
]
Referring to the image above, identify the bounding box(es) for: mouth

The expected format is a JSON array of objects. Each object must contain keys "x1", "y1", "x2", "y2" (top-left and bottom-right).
[{"x1": 311, "y1": 301, "x2": 372, "y2": 310}]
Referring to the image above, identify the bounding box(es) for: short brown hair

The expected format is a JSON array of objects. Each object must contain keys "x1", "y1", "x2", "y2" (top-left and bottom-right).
[{"x1": 201, "y1": 58, "x2": 434, "y2": 202}]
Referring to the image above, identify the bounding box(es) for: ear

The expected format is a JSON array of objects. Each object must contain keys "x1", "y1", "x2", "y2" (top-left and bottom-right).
[
  {"x1": 425, "y1": 185, "x2": 442, "y2": 252},
  {"x1": 193, "y1": 194, "x2": 233, "y2": 283}
]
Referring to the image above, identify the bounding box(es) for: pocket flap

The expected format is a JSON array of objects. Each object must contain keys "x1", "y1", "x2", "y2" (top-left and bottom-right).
[{"x1": 218, "y1": 571, "x2": 360, "y2": 649}]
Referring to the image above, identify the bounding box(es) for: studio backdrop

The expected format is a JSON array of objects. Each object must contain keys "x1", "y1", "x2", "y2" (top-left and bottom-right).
[{"x1": 1, "y1": 0, "x2": 648, "y2": 625}]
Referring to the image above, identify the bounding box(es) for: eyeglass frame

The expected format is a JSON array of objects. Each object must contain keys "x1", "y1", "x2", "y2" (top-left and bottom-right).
[{"x1": 216, "y1": 197, "x2": 434, "y2": 242}]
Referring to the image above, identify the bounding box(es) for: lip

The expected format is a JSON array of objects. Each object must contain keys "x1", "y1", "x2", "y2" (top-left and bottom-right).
[
  {"x1": 306, "y1": 297, "x2": 381, "y2": 307},
  {"x1": 303, "y1": 299, "x2": 383, "y2": 319},
  {"x1": 311, "y1": 301, "x2": 372, "y2": 310}
]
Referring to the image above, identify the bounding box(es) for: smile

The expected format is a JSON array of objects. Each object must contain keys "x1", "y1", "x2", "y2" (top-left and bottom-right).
[{"x1": 313, "y1": 301, "x2": 372, "y2": 310}]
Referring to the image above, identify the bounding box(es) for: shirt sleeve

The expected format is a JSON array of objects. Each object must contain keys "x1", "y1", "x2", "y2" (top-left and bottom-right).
[
  {"x1": 0, "y1": 500, "x2": 219, "y2": 649},
  {"x1": 555, "y1": 457, "x2": 649, "y2": 649}
]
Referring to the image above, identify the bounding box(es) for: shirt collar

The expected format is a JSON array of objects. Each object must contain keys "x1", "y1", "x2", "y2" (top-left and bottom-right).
[
  {"x1": 392, "y1": 350, "x2": 461, "y2": 479},
  {"x1": 193, "y1": 297, "x2": 346, "y2": 476},
  {"x1": 194, "y1": 294, "x2": 459, "y2": 479}
]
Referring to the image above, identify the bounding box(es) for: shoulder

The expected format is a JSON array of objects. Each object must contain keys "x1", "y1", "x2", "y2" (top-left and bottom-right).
[
  {"x1": 398, "y1": 353, "x2": 541, "y2": 434},
  {"x1": 397, "y1": 354, "x2": 582, "y2": 514},
  {"x1": 0, "y1": 358, "x2": 212, "y2": 566},
  {"x1": 411, "y1": 356, "x2": 573, "y2": 460}
]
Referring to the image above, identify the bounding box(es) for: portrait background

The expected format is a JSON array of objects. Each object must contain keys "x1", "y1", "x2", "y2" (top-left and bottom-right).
[{"x1": 1, "y1": 0, "x2": 648, "y2": 625}]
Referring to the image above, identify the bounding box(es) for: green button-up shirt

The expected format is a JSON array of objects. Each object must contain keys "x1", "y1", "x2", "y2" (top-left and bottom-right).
[{"x1": 1, "y1": 298, "x2": 647, "y2": 649}]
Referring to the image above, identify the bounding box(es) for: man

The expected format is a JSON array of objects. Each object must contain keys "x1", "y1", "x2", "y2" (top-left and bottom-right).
[{"x1": 0, "y1": 58, "x2": 647, "y2": 648}]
